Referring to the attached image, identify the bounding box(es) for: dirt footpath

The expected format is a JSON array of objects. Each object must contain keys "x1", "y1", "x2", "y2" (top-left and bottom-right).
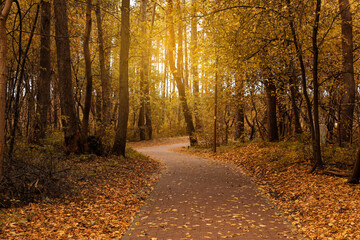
[{"x1": 122, "y1": 143, "x2": 300, "y2": 239}]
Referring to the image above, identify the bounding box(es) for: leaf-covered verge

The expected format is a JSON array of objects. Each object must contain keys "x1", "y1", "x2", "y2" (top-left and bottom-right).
[
  {"x1": 0, "y1": 148, "x2": 162, "y2": 239},
  {"x1": 128, "y1": 136, "x2": 189, "y2": 149},
  {"x1": 183, "y1": 141, "x2": 360, "y2": 240}
]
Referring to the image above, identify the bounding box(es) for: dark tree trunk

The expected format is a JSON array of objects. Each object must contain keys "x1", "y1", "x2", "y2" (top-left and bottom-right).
[
  {"x1": 82, "y1": 0, "x2": 93, "y2": 146},
  {"x1": 112, "y1": 0, "x2": 130, "y2": 156},
  {"x1": 289, "y1": 12, "x2": 314, "y2": 141},
  {"x1": 287, "y1": 0, "x2": 321, "y2": 171},
  {"x1": 0, "y1": 0, "x2": 13, "y2": 179},
  {"x1": 289, "y1": 61, "x2": 302, "y2": 134},
  {"x1": 167, "y1": 0, "x2": 197, "y2": 146},
  {"x1": 310, "y1": 0, "x2": 323, "y2": 172},
  {"x1": 138, "y1": 101, "x2": 145, "y2": 140},
  {"x1": 52, "y1": 77, "x2": 60, "y2": 130},
  {"x1": 95, "y1": 91, "x2": 102, "y2": 135},
  {"x1": 277, "y1": 79, "x2": 287, "y2": 139},
  {"x1": 9, "y1": 3, "x2": 40, "y2": 157},
  {"x1": 35, "y1": 0, "x2": 51, "y2": 142},
  {"x1": 234, "y1": 75, "x2": 244, "y2": 141},
  {"x1": 338, "y1": 0, "x2": 355, "y2": 144},
  {"x1": 54, "y1": 0, "x2": 81, "y2": 153},
  {"x1": 349, "y1": 149, "x2": 360, "y2": 184},
  {"x1": 95, "y1": 0, "x2": 111, "y2": 135},
  {"x1": 245, "y1": 114, "x2": 255, "y2": 140},
  {"x1": 264, "y1": 78, "x2": 279, "y2": 142}
]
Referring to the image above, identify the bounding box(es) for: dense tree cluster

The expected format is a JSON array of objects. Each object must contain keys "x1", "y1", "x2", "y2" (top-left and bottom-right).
[{"x1": 0, "y1": 0, "x2": 360, "y2": 182}]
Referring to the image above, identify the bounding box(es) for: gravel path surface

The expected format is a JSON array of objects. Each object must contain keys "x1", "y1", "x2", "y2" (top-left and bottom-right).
[{"x1": 122, "y1": 143, "x2": 299, "y2": 239}]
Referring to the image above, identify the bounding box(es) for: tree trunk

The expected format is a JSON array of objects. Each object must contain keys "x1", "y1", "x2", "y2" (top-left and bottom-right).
[
  {"x1": 54, "y1": 0, "x2": 81, "y2": 153},
  {"x1": 234, "y1": 74, "x2": 244, "y2": 141},
  {"x1": 183, "y1": 0, "x2": 189, "y2": 88},
  {"x1": 349, "y1": 148, "x2": 360, "y2": 184},
  {"x1": 138, "y1": 0, "x2": 147, "y2": 141},
  {"x1": 176, "y1": 0, "x2": 184, "y2": 86},
  {"x1": 95, "y1": 0, "x2": 111, "y2": 136},
  {"x1": 145, "y1": 3, "x2": 156, "y2": 140},
  {"x1": 52, "y1": 76, "x2": 60, "y2": 130},
  {"x1": 145, "y1": 67, "x2": 152, "y2": 140},
  {"x1": 277, "y1": 79, "x2": 287, "y2": 139},
  {"x1": 138, "y1": 98, "x2": 145, "y2": 140},
  {"x1": 27, "y1": 78, "x2": 36, "y2": 140},
  {"x1": 191, "y1": 0, "x2": 201, "y2": 130},
  {"x1": 288, "y1": 0, "x2": 314, "y2": 141},
  {"x1": 264, "y1": 78, "x2": 279, "y2": 142},
  {"x1": 162, "y1": 46, "x2": 167, "y2": 121},
  {"x1": 0, "y1": 0, "x2": 13, "y2": 179},
  {"x1": 82, "y1": 0, "x2": 93, "y2": 146},
  {"x1": 112, "y1": 0, "x2": 130, "y2": 156},
  {"x1": 338, "y1": 0, "x2": 355, "y2": 144},
  {"x1": 310, "y1": 0, "x2": 323, "y2": 172},
  {"x1": 167, "y1": 0, "x2": 197, "y2": 146},
  {"x1": 289, "y1": 61, "x2": 302, "y2": 134},
  {"x1": 213, "y1": 61, "x2": 218, "y2": 153},
  {"x1": 95, "y1": 90, "x2": 102, "y2": 135},
  {"x1": 8, "y1": 3, "x2": 39, "y2": 157},
  {"x1": 35, "y1": 0, "x2": 51, "y2": 142},
  {"x1": 245, "y1": 114, "x2": 255, "y2": 140},
  {"x1": 287, "y1": 0, "x2": 320, "y2": 171}
]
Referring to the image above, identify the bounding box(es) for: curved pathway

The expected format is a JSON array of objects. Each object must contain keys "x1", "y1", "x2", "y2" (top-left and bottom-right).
[{"x1": 122, "y1": 143, "x2": 299, "y2": 239}]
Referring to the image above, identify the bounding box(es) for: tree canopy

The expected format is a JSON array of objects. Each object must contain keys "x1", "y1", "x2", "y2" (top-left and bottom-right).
[{"x1": 0, "y1": 0, "x2": 359, "y2": 180}]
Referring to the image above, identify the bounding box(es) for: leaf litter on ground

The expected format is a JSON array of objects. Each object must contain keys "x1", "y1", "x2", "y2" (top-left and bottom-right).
[
  {"x1": 0, "y1": 150, "x2": 162, "y2": 239},
  {"x1": 181, "y1": 141, "x2": 360, "y2": 240}
]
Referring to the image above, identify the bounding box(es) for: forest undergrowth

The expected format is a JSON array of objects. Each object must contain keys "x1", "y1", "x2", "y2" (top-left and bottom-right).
[
  {"x1": 0, "y1": 136, "x2": 162, "y2": 239},
  {"x1": 184, "y1": 139, "x2": 360, "y2": 240}
]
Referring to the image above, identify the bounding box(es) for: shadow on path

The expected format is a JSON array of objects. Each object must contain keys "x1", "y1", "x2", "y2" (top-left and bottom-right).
[{"x1": 122, "y1": 143, "x2": 299, "y2": 239}]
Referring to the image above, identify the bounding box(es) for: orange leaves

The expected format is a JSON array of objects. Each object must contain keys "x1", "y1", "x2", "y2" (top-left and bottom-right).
[
  {"x1": 187, "y1": 142, "x2": 360, "y2": 239},
  {"x1": 0, "y1": 154, "x2": 161, "y2": 239}
]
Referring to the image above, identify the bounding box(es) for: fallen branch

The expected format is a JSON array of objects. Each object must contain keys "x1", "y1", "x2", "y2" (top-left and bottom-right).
[{"x1": 323, "y1": 169, "x2": 350, "y2": 178}]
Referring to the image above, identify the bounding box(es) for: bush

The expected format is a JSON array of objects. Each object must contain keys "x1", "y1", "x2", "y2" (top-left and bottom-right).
[{"x1": 0, "y1": 133, "x2": 69, "y2": 208}]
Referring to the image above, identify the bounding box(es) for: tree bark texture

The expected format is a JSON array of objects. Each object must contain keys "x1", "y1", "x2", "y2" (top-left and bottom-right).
[
  {"x1": 0, "y1": 0, "x2": 13, "y2": 179},
  {"x1": 287, "y1": 0, "x2": 320, "y2": 170},
  {"x1": 234, "y1": 75, "x2": 244, "y2": 140},
  {"x1": 54, "y1": 0, "x2": 81, "y2": 153},
  {"x1": 277, "y1": 80, "x2": 287, "y2": 139},
  {"x1": 138, "y1": 0, "x2": 147, "y2": 141},
  {"x1": 35, "y1": 0, "x2": 51, "y2": 141},
  {"x1": 349, "y1": 148, "x2": 360, "y2": 184},
  {"x1": 167, "y1": 0, "x2": 197, "y2": 146},
  {"x1": 310, "y1": 0, "x2": 323, "y2": 172},
  {"x1": 95, "y1": 0, "x2": 111, "y2": 135},
  {"x1": 82, "y1": 0, "x2": 93, "y2": 143},
  {"x1": 289, "y1": 61, "x2": 302, "y2": 134},
  {"x1": 112, "y1": 0, "x2": 130, "y2": 156},
  {"x1": 338, "y1": 0, "x2": 355, "y2": 144}
]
